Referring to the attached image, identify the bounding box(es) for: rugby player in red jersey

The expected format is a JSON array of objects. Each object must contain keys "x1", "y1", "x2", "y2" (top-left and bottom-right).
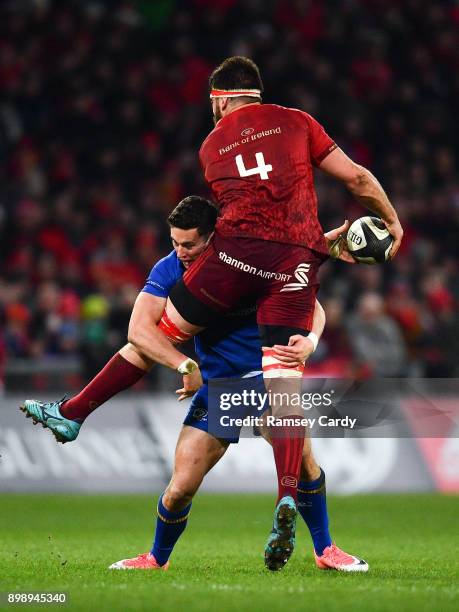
[
  {"x1": 22, "y1": 56, "x2": 403, "y2": 571},
  {"x1": 143, "y1": 56, "x2": 403, "y2": 570}
]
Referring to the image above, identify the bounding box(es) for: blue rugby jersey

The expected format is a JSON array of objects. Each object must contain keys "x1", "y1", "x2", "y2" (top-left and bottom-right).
[{"x1": 142, "y1": 250, "x2": 261, "y2": 381}]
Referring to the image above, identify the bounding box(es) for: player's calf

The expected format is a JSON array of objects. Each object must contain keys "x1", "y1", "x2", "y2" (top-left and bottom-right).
[
  {"x1": 162, "y1": 481, "x2": 198, "y2": 512},
  {"x1": 262, "y1": 340, "x2": 306, "y2": 504}
]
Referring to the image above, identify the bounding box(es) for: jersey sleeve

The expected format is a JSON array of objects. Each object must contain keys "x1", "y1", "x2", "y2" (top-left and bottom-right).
[
  {"x1": 142, "y1": 255, "x2": 179, "y2": 298},
  {"x1": 304, "y1": 112, "x2": 337, "y2": 166}
]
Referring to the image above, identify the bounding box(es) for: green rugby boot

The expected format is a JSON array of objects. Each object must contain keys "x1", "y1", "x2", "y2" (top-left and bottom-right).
[
  {"x1": 20, "y1": 397, "x2": 80, "y2": 444},
  {"x1": 264, "y1": 495, "x2": 297, "y2": 571}
]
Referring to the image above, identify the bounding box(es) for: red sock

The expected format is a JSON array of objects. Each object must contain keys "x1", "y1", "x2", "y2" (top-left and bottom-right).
[
  {"x1": 271, "y1": 417, "x2": 305, "y2": 504},
  {"x1": 60, "y1": 353, "x2": 147, "y2": 422}
]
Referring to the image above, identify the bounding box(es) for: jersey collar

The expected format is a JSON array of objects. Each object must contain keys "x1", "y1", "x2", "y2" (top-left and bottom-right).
[{"x1": 215, "y1": 102, "x2": 261, "y2": 127}]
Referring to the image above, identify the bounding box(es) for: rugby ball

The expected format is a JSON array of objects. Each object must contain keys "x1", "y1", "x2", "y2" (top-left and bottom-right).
[{"x1": 346, "y1": 217, "x2": 393, "y2": 264}]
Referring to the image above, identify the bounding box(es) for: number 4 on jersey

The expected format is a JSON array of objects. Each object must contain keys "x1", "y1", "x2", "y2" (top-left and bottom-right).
[{"x1": 236, "y1": 152, "x2": 273, "y2": 180}]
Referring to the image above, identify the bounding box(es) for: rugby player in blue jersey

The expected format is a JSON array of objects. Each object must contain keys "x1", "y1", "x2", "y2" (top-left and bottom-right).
[{"x1": 21, "y1": 196, "x2": 367, "y2": 572}]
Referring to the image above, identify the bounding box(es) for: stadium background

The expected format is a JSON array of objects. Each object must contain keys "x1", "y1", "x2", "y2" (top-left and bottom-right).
[{"x1": 0, "y1": 0, "x2": 458, "y2": 495}]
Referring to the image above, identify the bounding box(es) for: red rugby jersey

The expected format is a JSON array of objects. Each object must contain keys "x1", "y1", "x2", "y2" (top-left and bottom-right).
[{"x1": 199, "y1": 103, "x2": 336, "y2": 252}]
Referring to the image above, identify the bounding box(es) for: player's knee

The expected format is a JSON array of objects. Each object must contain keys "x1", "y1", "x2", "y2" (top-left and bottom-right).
[
  {"x1": 121, "y1": 343, "x2": 154, "y2": 369},
  {"x1": 164, "y1": 481, "x2": 197, "y2": 510},
  {"x1": 126, "y1": 325, "x2": 141, "y2": 348},
  {"x1": 300, "y1": 454, "x2": 320, "y2": 481}
]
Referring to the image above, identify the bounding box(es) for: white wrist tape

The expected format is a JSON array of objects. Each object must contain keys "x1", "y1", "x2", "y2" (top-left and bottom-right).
[
  {"x1": 177, "y1": 358, "x2": 199, "y2": 375},
  {"x1": 307, "y1": 332, "x2": 319, "y2": 352}
]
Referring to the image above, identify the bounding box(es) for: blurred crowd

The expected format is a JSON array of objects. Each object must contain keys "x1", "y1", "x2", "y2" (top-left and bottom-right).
[{"x1": 0, "y1": 0, "x2": 458, "y2": 389}]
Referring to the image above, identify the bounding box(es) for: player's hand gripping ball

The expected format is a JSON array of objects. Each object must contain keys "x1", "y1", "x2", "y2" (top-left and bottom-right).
[{"x1": 346, "y1": 216, "x2": 394, "y2": 264}]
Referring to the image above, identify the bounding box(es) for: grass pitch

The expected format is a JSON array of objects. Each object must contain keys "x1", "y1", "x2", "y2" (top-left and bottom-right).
[{"x1": 1, "y1": 493, "x2": 458, "y2": 611}]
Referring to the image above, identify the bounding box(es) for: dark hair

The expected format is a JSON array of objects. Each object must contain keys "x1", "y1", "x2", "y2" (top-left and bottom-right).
[
  {"x1": 167, "y1": 196, "x2": 219, "y2": 237},
  {"x1": 209, "y1": 56, "x2": 263, "y2": 101}
]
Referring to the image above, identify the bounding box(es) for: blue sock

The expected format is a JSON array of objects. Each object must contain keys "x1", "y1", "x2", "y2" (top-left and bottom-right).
[
  {"x1": 297, "y1": 469, "x2": 332, "y2": 555},
  {"x1": 151, "y1": 494, "x2": 192, "y2": 566}
]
